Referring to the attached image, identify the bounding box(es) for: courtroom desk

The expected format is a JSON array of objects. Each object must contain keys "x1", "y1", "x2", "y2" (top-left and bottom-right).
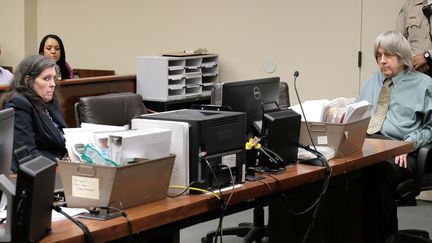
[
  {"x1": 58, "y1": 75, "x2": 136, "y2": 127},
  {"x1": 40, "y1": 139, "x2": 413, "y2": 243}
]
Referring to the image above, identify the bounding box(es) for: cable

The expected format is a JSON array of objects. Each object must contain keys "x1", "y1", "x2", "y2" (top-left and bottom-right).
[
  {"x1": 168, "y1": 181, "x2": 198, "y2": 198},
  {"x1": 202, "y1": 158, "x2": 225, "y2": 243},
  {"x1": 218, "y1": 164, "x2": 235, "y2": 209},
  {"x1": 102, "y1": 204, "x2": 133, "y2": 243},
  {"x1": 214, "y1": 164, "x2": 236, "y2": 243},
  {"x1": 169, "y1": 185, "x2": 222, "y2": 200},
  {"x1": 256, "y1": 179, "x2": 273, "y2": 194},
  {"x1": 292, "y1": 71, "x2": 333, "y2": 243},
  {"x1": 253, "y1": 168, "x2": 284, "y2": 193},
  {"x1": 52, "y1": 206, "x2": 94, "y2": 243}
]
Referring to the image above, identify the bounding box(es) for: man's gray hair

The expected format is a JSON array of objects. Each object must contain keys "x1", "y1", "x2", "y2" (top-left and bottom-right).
[{"x1": 374, "y1": 31, "x2": 413, "y2": 70}]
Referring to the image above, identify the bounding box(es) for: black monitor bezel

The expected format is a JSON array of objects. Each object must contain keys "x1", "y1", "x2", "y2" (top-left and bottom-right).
[{"x1": 220, "y1": 76, "x2": 280, "y2": 133}]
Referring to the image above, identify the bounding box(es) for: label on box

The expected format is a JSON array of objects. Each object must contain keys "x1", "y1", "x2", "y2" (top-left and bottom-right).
[
  {"x1": 317, "y1": 136, "x2": 328, "y2": 145},
  {"x1": 222, "y1": 154, "x2": 236, "y2": 168},
  {"x1": 72, "y1": 176, "x2": 100, "y2": 199}
]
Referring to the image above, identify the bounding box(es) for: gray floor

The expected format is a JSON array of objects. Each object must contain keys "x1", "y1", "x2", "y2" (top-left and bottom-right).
[
  {"x1": 398, "y1": 200, "x2": 432, "y2": 235},
  {"x1": 180, "y1": 200, "x2": 432, "y2": 243}
]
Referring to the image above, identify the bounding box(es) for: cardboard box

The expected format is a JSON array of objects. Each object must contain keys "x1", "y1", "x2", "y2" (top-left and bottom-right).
[
  {"x1": 58, "y1": 155, "x2": 175, "y2": 209},
  {"x1": 299, "y1": 117, "x2": 370, "y2": 158}
]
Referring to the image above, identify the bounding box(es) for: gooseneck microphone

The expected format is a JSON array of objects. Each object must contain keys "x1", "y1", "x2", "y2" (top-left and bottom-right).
[
  {"x1": 292, "y1": 70, "x2": 333, "y2": 243},
  {"x1": 293, "y1": 71, "x2": 325, "y2": 166}
]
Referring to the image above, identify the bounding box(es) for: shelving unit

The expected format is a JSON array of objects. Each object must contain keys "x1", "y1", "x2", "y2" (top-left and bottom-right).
[{"x1": 136, "y1": 54, "x2": 219, "y2": 103}]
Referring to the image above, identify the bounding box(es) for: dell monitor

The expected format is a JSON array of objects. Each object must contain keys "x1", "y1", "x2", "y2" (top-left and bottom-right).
[{"x1": 212, "y1": 77, "x2": 280, "y2": 135}]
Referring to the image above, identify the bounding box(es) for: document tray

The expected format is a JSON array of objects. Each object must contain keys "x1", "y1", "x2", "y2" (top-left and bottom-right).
[
  {"x1": 58, "y1": 154, "x2": 175, "y2": 209},
  {"x1": 299, "y1": 117, "x2": 370, "y2": 158}
]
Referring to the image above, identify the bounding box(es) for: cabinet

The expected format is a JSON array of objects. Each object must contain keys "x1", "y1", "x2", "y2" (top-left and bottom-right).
[{"x1": 136, "y1": 54, "x2": 218, "y2": 102}]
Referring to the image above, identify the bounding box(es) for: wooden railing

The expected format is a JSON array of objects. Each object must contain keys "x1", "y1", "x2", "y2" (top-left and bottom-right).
[{"x1": 73, "y1": 68, "x2": 115, "y2": 78}]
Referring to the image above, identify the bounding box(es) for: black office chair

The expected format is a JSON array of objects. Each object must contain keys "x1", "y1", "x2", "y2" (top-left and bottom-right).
[
  {"x1": 390, "y1": 143, "x2": 432, "y2": 243},
  {"x1": 387, "y1": 229, "x2": 431, "y2": 243},
  {"x1": 74, "y1": 92, "x2": 148, "y2": 127},
  {"x1": 202, "y1": 82, "x2": 290, "y2": 243},
  {"x1": 396, "y1": 143, "x2": 432, "y2": 206}
]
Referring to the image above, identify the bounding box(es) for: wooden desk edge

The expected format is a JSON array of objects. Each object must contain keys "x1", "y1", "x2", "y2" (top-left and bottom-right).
[{"x1": 41, "y1": 138, "x2": 413, "y2": 242}]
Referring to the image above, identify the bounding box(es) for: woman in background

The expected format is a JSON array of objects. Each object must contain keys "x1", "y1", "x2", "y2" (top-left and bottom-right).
[
  {"x1": 38, "y1": 34, "x2": 74, "y2": 80},
  {"x1": 0, "y1": 55, "x2": 67, "y2": 172}
]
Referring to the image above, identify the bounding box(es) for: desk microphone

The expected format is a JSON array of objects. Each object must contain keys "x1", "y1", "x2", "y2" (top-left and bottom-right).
[
  {"x1": 291, "y1": 70, "x2": 332, "y2": 243},
  {"x1": 293, "y1": 71, "x2": 326, "y2": 166}
]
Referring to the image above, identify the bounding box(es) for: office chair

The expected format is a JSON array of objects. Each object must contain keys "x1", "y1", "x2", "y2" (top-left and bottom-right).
[
  {"x1": 396, "y1": 143, "x2": 432, "y2": 206},
  {"x1": 201, "y1": 82, "x2": 290, "y2": 243},
  {"x1": 387, "y1": 229, "x2": 431, "y2": 243},
  {"x1": 74, "y1": 92, "x2": 147, "y2": 127},
  {"x1": 391, "y1": 143, "x2": 432, "y2": 243},
  {"x1": 278, "y1": 81, "x2": 290, "y2": 109}
]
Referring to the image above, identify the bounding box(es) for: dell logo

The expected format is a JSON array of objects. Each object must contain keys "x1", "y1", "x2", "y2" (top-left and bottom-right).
[{"x1": 253, "y1": 87, "x2": 261, "y2": 99}]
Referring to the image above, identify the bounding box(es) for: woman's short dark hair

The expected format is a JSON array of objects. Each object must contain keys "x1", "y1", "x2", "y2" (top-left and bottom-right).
[
  {"x1": 0, "y1": 55, "x2": 59, "y2": 111},
  {"x1": 38, "y1": 34, "x2": 71, "y2": 80}
]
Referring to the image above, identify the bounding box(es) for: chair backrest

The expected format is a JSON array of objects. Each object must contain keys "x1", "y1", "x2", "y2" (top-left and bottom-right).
[
  {"x1": 279, "y1": 81, "x2": 290, "y2": 108},
  {"x1": 74, "y1": 92, "x2": 147, "y2": 127}
]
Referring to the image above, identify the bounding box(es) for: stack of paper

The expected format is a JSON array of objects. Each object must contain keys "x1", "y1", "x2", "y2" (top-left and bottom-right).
[
  {"x1": 291, "y1": 98, "x2": 371, "y2": 124},
  {"x1": 341, "y1": 100, "x2": 372, "y2": 124}
]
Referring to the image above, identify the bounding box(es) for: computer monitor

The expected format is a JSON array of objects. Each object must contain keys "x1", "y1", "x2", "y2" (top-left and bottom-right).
[
  {"x1": 0, "y1": 108, "x2": 14, "y2": 179},
  {"x1": 212, "y1": 77, "x2": 280, "y2": 134}
]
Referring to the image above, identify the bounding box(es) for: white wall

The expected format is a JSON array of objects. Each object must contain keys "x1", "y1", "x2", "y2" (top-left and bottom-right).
[
  {"x1": 360, "y1": 0, "x2": 405, "y2": 88},
  {"x1": 3, "y1": 0, "x2": 405, "y2": 102},
  {"x1": 0, "y1": 0, "x2": 26, "y2": 67}
]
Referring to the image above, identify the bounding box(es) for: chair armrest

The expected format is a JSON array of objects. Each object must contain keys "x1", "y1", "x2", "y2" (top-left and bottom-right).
[{"x1": 413, "y1": 143, "x2": 432, "y2": 195}]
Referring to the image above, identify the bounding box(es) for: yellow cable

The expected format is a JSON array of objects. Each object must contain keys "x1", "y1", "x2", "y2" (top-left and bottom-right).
[{"x1": 169, "y1": 185, "x2": 221, "y2": 200}]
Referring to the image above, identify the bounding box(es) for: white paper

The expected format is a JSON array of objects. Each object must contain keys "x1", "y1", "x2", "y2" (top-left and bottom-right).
[
  {"x1": 131, "y1": 119, "x2": 190, "y2": 195},
  {"x1": 291, "y1": 99, "x2": 330, "y2": 122},
  {"x1": 52, "y1": 207, "x2": 89, "y2": 222}
]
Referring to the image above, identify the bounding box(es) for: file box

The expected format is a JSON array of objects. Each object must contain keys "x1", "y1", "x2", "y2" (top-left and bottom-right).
[
  {"x1": 58, "y1": 155, "x2": 175, "y2": 209},
  {"x1": 299, "y1": 117, "x2": 370, "y2": 158}
]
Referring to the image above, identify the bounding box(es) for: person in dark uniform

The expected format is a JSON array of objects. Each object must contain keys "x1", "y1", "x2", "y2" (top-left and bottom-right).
[{"x1": 397, "y1": 0, "x2": 432, "y2": 75}]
